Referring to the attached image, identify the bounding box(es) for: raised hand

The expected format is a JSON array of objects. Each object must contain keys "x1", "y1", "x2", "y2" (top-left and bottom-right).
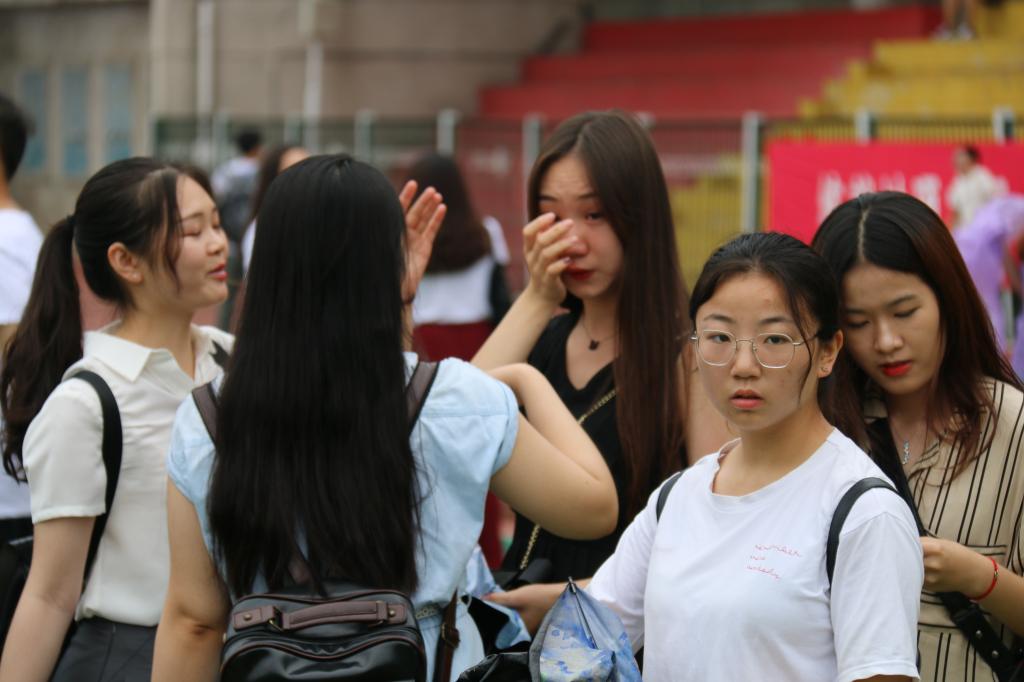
[
  {"x1": 523, "y1": 213, "x2": 576, "y2": 305},
  {"x1": 398, "y1": 180, "x2": 447, "y2": 303}
]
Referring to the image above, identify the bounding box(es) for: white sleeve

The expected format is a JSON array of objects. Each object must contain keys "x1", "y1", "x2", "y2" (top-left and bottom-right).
[
  {"x1": 830, "y1": 490, "x2": 923, "y2": 682},
  {"x1": 482, "y1": 216, "x2": 510, "y2": 266},
  {"x1": 22, "y1": 380, "x2": 107, "y2": 523},
  {"x1": 587, "y1": 485, "x2": 661, "y2": 651}
]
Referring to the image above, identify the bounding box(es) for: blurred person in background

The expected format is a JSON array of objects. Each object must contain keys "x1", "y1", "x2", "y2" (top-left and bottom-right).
[
  {"x1": 0, "y1": 93, "x2": 42, "y2": 544},
  {"x1": 947, "y1": 145, "x2": 1002, "y2": 230},
  {"x1": 240, "y1": 144, "x2": 310, "y2": 274},
  {"x1": 934, "y1": 0, "x2": 978, "y2": 39},
  {"x1": 404, "y1": 152, "x2": 512, "y2": 568},
  {"x1": 474, "y1": 110, "x2": 730, "y2": 631}
]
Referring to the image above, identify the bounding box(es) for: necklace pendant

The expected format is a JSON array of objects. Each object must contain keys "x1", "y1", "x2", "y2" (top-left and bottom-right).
[
  {"x1": 901, "y1": 440, "x2": 911, "y2": 465},
  {"x1": 588, "y1": 339, "x2": 600, "y2": 351}
]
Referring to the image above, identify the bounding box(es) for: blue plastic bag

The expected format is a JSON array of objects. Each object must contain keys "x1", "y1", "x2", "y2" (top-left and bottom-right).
[{"x1": 536, "y1": 579, "x2": 641, "y2": 682}]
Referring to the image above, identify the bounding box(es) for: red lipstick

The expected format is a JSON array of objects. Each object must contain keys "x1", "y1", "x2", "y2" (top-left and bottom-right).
[
  {"x1": 881, "y1": 361, "x2": 911, "y2": 378},
  {"x1": 730, "y1": 389, "x2": 763, "y2": 409}
]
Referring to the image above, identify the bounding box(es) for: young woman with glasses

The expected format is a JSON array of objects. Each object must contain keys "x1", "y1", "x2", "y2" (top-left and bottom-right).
[
  {"x1": 588, "y1": 232, "x2": 922, "y2": 682},
  {"x1": 813, "y1": 191, "x2": 1024, "y2": 682},
  {"x1": 474, "y1": 110, "x2": 729, "y2": 631}
]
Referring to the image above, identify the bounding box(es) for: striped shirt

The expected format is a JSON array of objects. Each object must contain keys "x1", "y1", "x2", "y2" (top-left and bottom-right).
[{"x1": 869, "y1": 379, "x2": 1024, "y2": 681}]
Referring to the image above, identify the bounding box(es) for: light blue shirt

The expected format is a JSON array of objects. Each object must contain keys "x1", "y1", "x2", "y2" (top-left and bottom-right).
[{"x1": 167, "y1": 353, "x2": 520, "y2": 679}]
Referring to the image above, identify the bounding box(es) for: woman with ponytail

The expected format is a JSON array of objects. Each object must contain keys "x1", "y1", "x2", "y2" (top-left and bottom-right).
[{"x1": 0, "y1": 158, "x2": 232, "y2": 681}]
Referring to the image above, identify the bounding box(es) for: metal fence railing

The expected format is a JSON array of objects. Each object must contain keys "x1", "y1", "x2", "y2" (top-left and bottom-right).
[{"x1": 152, "y1": 109, "x2": 1017, "y2": 292}]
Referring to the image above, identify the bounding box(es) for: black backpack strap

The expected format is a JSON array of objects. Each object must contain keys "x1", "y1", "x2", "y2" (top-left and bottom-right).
[
  {"x1": 67, "y1": 371, "x2": 122, "y2": 586},
  {"x1": 192, "y1": 381, "x2": 219, "y2": 442},
  {"x1": 211, "y1": 341, "x2": 230, "y2": 369},
  {"x1": 406, "y1": 361, "x2": 438, "y2": 431},
  {"x1": 826, "y1": 477, "x2": 897, "y2": 585},
  {"x1": 866, "y1": 418, "x2": 1024, "y2": 680},
  {"x1": 656, "y1": 471, "x2": 683, "y2": 522}
]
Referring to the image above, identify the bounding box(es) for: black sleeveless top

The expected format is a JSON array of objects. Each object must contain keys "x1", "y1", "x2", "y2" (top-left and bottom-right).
[{"x1": 500, "y1": 311, "x2": 631, "y2": 581}]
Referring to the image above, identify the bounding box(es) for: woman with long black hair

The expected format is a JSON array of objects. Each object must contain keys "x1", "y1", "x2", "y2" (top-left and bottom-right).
[
  {"x1": 475, "y1": 110, "x2": 730, "y2": 629},
  {"x1": 0, "y1": 158, "x2": 231, "y2": 681},
  {"x1": 151, "y1": 154, "x2": 618, "y2": 681}
]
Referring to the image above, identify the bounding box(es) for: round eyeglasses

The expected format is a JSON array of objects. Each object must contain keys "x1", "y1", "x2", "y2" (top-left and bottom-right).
[{"x1": 690, "y1": 329, "x2": 807, "y2": 369}]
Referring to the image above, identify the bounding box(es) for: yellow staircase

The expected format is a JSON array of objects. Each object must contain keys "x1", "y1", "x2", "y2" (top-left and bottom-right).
[{"x1": 803, "y1": 1, "x2": 1024, "y2": 119}]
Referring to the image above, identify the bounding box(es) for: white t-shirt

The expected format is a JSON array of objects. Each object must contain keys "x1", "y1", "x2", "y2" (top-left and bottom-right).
[
  {"x1": 588, "y1": 428, "x2": 923, "y2": 682},
  {"x1": 0, "y1": 208, "x2": 43, "y2": 519},
  {"x1": 22, "y1": 323, "x2": 233, "y2": 625},
  {"x1": 412, "y1": 216, "x2": 510, "y2": 326}
]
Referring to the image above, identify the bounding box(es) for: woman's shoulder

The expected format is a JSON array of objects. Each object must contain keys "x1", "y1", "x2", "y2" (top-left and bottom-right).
[
  {"x1": 195, "y1": 324, "x2": 235, "y2": 352},
  {"x1": 166, "y1": 383, "x2": 218, "y2": 504},
  {"x1": 413, "y1": 356, "x2": 516, "y2": 420},
  {"x1": 528, "y1": 311, "x2": 577, "y2": 368}
]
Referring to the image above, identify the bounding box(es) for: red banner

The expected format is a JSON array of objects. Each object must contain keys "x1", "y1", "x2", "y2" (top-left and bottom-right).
[{"x1": 767, "y1": 142, "x2": 1024, "y2": 242}]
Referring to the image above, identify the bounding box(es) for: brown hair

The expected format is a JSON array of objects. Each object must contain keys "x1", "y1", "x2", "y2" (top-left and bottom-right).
[
  {"x1": 812, "y1": 191, "x2": 1021, "y2": 476},
  {"x1": 528, "y1": 110, "x2": 688, "y2": 517},
  {"x1": 404, "y1": 153, "x2": 490, "y2": 273}
]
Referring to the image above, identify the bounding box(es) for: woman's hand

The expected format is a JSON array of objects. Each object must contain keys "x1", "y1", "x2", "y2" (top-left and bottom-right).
[
  {"x1": 920, "y1": 537, "x2": 994, "y2": 596},
  {"x1": 484, "y1": 582, "x2": 564, "y2": 635},
  {"x1": 398, "y1": 180, "x2": 446, "y2": 303},
  {"x1": 523, "y1": 214, "x2": 576, "y2": 305}
]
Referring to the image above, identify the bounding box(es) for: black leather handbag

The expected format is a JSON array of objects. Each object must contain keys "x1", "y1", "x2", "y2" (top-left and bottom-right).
[
  {"x1": 192, "y1": 361, "x2": 461, "y2": 682},
  {"x1": 221, "y1": 585, "x2": 429, "y2": 681}
]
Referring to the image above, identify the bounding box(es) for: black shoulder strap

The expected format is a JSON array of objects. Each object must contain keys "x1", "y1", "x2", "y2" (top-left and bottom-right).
[
  {"x1": 211, "y1": 341, "x2": 230, "y2": 369},
  {"x1": 191, "y1": 360, "x2": 441, "y2": 443},
  {"x1": 406, "y1": 361, "x2": 438, "y2": 432},
  {"x1": 656, "y1": 471, "x2": 683, "y2": 521},
  {"x1": 67, "y1": 370, "x2": 122, "y2": 586},
  {"x1": 866, "y1": 418, "x2": 1023, "y2": 680},
  {"x1": 826, "y1": 477, "x2": 897, "y2": 585}
]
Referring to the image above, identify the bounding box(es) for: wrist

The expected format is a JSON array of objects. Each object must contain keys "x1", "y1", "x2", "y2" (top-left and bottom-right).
[{"x1": 967, "y1": 555, "x2": 999, "y2": 602}]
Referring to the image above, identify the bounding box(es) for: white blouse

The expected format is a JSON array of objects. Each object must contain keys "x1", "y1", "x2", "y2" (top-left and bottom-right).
[{"x1": 22, "y1": 323, "x2": 233, "y2": 625}]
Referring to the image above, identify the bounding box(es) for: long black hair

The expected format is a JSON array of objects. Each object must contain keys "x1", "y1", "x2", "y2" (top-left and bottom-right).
[
  {"x1": 210, "y1": 154, "x2": 420, "y2": 596},
  {"x1": 812, "y1": 191, "x2": 1021, "y2": 474},
  {"x1": 2, "y1": 158, "x2": 195, "y2": 478},
  {"x1": 689, "y1": 232, "x2": 842, "y2": 416},
  {"x1": 527, "y1": 110, "x2": 688, "y2": 518},
  {"x1": 404, "y1": 153, "x2": 490, "y2": 273}
]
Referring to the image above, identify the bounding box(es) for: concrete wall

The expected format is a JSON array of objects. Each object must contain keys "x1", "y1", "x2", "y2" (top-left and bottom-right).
[{"x1": 149, "y1": 0, "x2": 583, "y2": 119}]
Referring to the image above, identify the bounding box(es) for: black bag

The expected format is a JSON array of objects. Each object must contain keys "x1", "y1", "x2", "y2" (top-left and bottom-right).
[
  {"x1": 192, "y1": 361, "x2": 461, "y2": 682},
  {"x1": 0, "y1": 370, "x2": 123, "y2": 648}
]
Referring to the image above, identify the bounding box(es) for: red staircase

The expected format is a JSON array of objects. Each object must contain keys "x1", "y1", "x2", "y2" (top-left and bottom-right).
[{"x1": 479, "y1": 5, "x2": 940, "y2": 120}]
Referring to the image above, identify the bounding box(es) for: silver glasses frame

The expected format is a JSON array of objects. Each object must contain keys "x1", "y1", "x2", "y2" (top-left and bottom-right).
[{"x1": 689, "y1": 329, "x2": 807, "y2": 369}]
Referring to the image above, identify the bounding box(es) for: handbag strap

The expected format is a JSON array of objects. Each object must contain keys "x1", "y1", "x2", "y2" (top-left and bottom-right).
[
  {"x1": 435, "y1": 593, "x2": 460, "y2": 682},
  {"x1": 866, "y1": 418, "x2": 1023, "y2": 681},
  {"x1": 67, "y1": 371, "x2": 122, "y2": 587},
  {"x1": 655, "y1": 471, "x2": 683, "y2": 522}
]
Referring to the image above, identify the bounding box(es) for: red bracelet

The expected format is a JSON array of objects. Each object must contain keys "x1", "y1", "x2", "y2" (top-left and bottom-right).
[{"x1": 968, "y1": 556, "x2": 999, "y2": 602}]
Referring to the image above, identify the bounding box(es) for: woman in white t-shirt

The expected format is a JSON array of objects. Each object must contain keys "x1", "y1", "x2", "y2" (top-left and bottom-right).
[
  {"x1": 0, "y1": 158, "x2": 232, "y2": 681},
  {"x1": 588, "y1": 232, "x2": 923, "y2": 682}
]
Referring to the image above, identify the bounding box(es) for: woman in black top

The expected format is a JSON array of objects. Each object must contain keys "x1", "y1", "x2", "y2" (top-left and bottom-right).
[{"x1": 476, "y1": 111, "x2": 730, "y2": 630}]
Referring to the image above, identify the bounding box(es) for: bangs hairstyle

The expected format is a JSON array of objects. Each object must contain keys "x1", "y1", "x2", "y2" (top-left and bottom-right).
[
  {"x1": 689, "y1": 232, "x2": 841, "y2": 416},
  {"x1": 812, "y1": 191, "x2": 1021, "y2": 476},
  {"x1": 211, "y1": 154, "x2": 420, "y2": 596},
  {"x1": 2, "y1": 158, "x2": 199, "y2": 477},
  {"x1": 528, "y1": 110, "x2": 688, "y2": 517}
]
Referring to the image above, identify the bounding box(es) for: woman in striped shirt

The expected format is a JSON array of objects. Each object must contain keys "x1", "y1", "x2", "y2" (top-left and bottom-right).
[{"x1": 813, "y1": 191, "x2": 1024, "y2": 682}]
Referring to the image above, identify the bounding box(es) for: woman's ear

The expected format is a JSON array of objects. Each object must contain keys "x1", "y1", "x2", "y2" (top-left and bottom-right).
[
  {"x1": 817, "y1": 329, "x2": 844, "y2": 378},
  {"x1": 107, "y1": 242, "x2": 144, "y2": 286}
]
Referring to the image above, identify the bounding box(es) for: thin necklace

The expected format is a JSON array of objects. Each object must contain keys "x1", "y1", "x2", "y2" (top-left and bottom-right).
[
  {"x1": 579, "y1": 314, "x2": 615, "y2": 351},
  {"x1": 890, "y1": 422, "x2": 920, "y2": 465}
]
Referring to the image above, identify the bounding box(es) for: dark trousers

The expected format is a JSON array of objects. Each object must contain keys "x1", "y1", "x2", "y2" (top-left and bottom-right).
[{"x1": 51, "y1": 618, "x2": 156, "y2": 682}]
